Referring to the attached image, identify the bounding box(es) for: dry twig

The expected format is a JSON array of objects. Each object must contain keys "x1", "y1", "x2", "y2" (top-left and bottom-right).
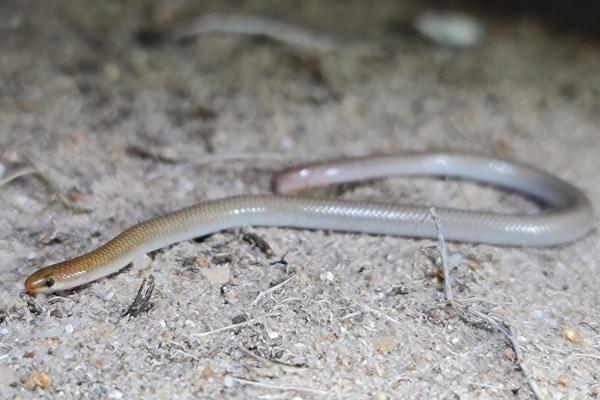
[
  {"x1": 193, "y1": 312, "x2": 279, "y2": 337},
  {"x1": 242, "y1": 232, "x2": 273, "y2": 257},
  {"x1": 1, "y1": 164, "x2": 89, "y2": 213},
  {"x1": 122, "y1": 275, "x2": 156, "y2": 318},
  {"x1": 464, "y1": 309, "x2": 544, "y2": 400},
  {"x1": 270, "y1": 252, "x2": 289, "y2": 266},
  {"x1": 183, "y1": 152, "x2": 284, "y2": 167},
  {"x1": 251, "y1": 274, "x2": 296, "y2": 306},
  {"x1": 125, "y1": 145, "x2": 179, "y2": 164},
  {"x1": 229, "y1": 376, "x2": 330, "y2": 396},
  {"x1": 239, "y1": 347, "x2": 306, "y2": 369},
  {"x1": 0, "y1": 166, "x2": 36, "y2": 188}
]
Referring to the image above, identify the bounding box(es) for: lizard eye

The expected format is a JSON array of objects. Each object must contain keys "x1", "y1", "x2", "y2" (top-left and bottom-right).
[{"x1": 44, "y1": 278, "x2": 55, "y2": 288}]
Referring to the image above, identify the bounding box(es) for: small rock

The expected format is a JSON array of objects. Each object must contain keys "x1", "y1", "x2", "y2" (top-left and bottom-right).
[
  {"x1": 199, "y1": 264, "x2": 230, "y2": 285},
  {"x1": 38, "y1": 230, "x2": 66, "y2": 245},
  {"x1": 320, "y1": 271, "x2": 334, "y2": 281},
  {"x1": 387, "y1": 286, "x2": 410, "y2": 296},
  {"x1": 49, "y1": 308, "x2": 64, "y2": 318},
  {"x1": 184, "y1": 319, "x2": 196, "y2": 328},
  {"x1": 557, "y1": 374, "x2": 570, "y2": 387},
  {"x1": 415, "y1": 10, "x2": 483, "y2": 47},
  {"x1": 108, "y1": 388, "x2": 124, "y2": 399},
  {"x1": 195, "y1": 256, "x2": 210, "y2": 269},
  {"x1": 503, "y1": 348, "x2": 516, "y2": 362},
  {"x1": 223, "y1": 375, "x2": 234, "y2": 388},
  {"x1": 201, "y1": 365, "x2": 214, "y2": 379},
  {"x1": 375, "y1": 336, "x2": 396, "y2": 354},
  {"x1": 560, "y1": 325, "x2": 583, "y2": 344},
  {"x1": 211, "y1": 254, "x2": 233, "y2": 265},
  {"x1": 25, "y1": 371, "x2": 51, "y2": 390},
  {"x1": 231, "y1": 315, "x2": 247, "y2": 324},
  {"x1": 373, "y1": 392, "x2": 389, "y2": 400}
]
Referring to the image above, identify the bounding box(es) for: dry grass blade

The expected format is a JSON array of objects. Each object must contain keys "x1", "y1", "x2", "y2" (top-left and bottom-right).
[
  {"x1": 0, "y1": 164, "x2": 90, "y2": 213},
  {"x1": 251, "y1": 274, "x2": 296, "y2": 306},
  {"x1": 229, "y1": 376, "x2": 331, "y2": 395},
  {"x1": 193, "y1": 312, "x2": 279, "y2": 337},
  {"x1": 465, "y1": 309, "x2": 545, "y2": 400},
  {"x1": 0, "y1": 166, "x2": 36, "y2": 188},
  {"x1": 430, "y1": 207, "x2": 453, "y2": 303},
  {"x1": 172, "y1": 14, "x2": 335, "y2": 52}
]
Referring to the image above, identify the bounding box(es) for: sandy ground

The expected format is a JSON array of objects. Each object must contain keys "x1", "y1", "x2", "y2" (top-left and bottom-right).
[{"x1": 0, "y1": 1, "x2": 599, "y2": 399}]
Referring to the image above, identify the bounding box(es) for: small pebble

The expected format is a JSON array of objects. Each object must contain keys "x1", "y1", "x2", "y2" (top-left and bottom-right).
[
  {"x1": 560, "y1": 325, "x2": 583, "y2": 344},
  {"x1": 200, "y1": 365, "x2": 214, "y2": 378},
  {"x1": 3, "y1": 151, "x2": 20, "y2": 163},
  {"x1": 503, "y1": 348, "x2": 516, "y2": 362},
  {"x1": 373, "y1": 392, "x2": 389, "y2": 400},
  {"x1": 199, "y1": 264, "x2": 230, "y2": 285},
  {"x1": 375, "y1": 336, "x2": 396, "y2": 354},
  {"x1": 25, "y1": 371, "x2": 51, "y2": 390},
  {"x1": 557, "y1": 374, "x2": 570, "y2": 387},
  {"x1": 415, "y1": 10, "x2": 483, "y2": 47},
  {"x1": 184, "y1": 319, "x2": 196, "y2": 328},
  {"x1": 108, "y1": 388, "x2": 124, "y2": 399},
  {"x1": 64, "y1": 324, "x2": 74, "y2": 334},
  {"x1": 50, "y1": 308, "x2": 64, "y2": 318},
  {"x1": 320, "y1": 271, "x2": 334, "y2": 281},
  {"x1": 223, "y1": 376, "x2": 235, "y2": 388},
  {"x1": 196, "y1": 257, "x2": 210, "y2": 269}
]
